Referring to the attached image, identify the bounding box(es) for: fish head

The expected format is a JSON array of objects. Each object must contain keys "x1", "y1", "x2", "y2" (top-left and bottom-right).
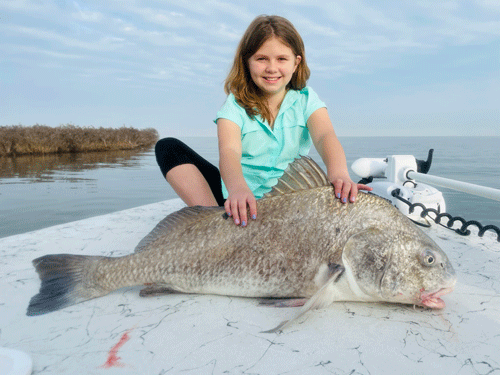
[{"x1": 342, "y1": 227, "x2": 456, "y2": 309}]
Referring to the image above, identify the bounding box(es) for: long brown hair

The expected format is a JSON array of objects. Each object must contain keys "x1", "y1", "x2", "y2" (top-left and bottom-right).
[{"x1": 224, "y1": 15, "x2": 310, "y2": 125}]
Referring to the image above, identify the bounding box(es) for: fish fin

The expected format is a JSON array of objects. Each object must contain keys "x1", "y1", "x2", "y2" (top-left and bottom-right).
[
  {"x1": 27, "y1": 254, "x2": 109, "y2": 316},
  {"x1": 258, "y1": 298, "x2": 308, "y2": 308},
  {"x1": 263, "y1": 156, "x2": 330, "y2": 198},
  {"x1": 135, "y1": 205, "x2": 225, "y2": 252},
  {"x1": 262, "y1": 264, "x2": 345, "y2": 333},
  {"x1": 139, "y1": 284, "x2": 180, "y2": 297}
]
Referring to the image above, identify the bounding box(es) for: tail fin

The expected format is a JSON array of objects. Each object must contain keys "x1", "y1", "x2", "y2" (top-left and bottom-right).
[{"x1": 27, "y1": 254, "x2": 109, "y2": 316}]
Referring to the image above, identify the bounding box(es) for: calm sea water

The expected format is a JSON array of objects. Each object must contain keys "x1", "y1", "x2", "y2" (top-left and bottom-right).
[{"x1": 1, "y1": 136, "x2": 499, "y2": 239}]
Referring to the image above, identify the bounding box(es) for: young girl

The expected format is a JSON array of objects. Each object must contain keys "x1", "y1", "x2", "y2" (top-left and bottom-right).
[{"x1": 155, "y1": 15, "x2": 371, "y2": 226}]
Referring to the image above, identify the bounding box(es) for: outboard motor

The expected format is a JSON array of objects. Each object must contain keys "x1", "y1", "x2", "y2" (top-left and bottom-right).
[{"x1": 351, "y1": 149, "x2": 445, "y2": 225}]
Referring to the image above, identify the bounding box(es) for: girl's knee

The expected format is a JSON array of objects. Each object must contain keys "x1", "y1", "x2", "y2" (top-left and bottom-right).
[
  {"x1": 155, "y1": 138, "x2": 194, "y2": 178},
  {"x1": 155, "y1": 137, "x2": 182, "y2": 155}
]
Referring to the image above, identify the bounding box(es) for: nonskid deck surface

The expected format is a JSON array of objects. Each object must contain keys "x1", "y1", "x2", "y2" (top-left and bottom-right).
[{"x1": 0, "y1": 199, "x2": 499, "y2": 375}]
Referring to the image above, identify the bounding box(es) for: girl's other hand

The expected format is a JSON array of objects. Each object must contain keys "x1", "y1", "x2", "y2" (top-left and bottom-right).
[
  {"x1": 329, "y1": 173, "x2": 373, "y2": 204},
  {"x1": 224, "y1": 187, "x2": 257, "y2": 227}
]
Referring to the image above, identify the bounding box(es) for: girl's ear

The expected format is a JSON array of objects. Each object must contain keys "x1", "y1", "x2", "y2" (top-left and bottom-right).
[{"x1": 294, "y1": 55, "x2": 302, "y2": 71}]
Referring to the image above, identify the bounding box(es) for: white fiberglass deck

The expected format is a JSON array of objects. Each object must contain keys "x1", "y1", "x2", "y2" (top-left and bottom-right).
[{"x1": 1, "y1": 199, "x2": 499, "y2": 375}]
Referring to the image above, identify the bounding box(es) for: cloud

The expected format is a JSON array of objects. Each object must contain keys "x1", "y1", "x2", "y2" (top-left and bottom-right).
[
  {"x1": 0, "y1": 0, "x2": 55, "y2": 13},
  {"x1": 209, "y1": 1, "x2": 255, "y2": 23},
  {"x1": 2, "y1": 43, "x2": 85, "y2": 60},
  {"x1": 124, "y1": 5, "x2": 206, "y2": 29},
  {"x1": 280, "y1": 0, "x2": 500, "y2": 80},
  {"x1": 412, "y1": 1, "x2": 500, "y2": 43},
  {"x1": 119, "y1": 24, "x2": 198, "y2": 47},
  {"x1": 477, "y1": 0, "x2": 500, "y2": 12},
  {"x1": 290, "y1": 13, "x2": 341, "y2": 38},
  {"x1": 119, "y1": 2, "x2": 244, "y2": 43},
  {"x1": 2, "y1": 24, "x2": 127, "y2": 51},
  {"x1": 71, "y1": 10, "x2": 105, "y2": 23}
]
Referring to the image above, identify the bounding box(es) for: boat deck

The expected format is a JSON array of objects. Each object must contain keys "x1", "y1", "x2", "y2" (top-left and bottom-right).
[{"x1": 1, "y1": 199, "x2": 499, "y2": 374}]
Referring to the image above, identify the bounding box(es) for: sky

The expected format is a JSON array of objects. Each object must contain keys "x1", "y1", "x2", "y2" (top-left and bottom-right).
[{"x1": 1, "y1": 0, "x2": 499, "y2": 137}]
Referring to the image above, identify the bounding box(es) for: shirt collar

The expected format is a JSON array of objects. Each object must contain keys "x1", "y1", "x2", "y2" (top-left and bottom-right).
[
  {"x1": 278, "y1": 89, "x2": 300, "y2": 115},
  {"x1": 255, "y1": 89, "x2": 300, "y2": 129}
]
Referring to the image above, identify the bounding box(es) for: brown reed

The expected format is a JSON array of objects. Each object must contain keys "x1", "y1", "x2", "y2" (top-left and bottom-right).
[{"x1": 0, "y1": 124, "x2": 159, "y2": 156}]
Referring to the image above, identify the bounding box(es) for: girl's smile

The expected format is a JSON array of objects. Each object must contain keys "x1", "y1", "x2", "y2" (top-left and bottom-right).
[{"x1": 248, "y1": 37, "x2": 301, "y2": 103}]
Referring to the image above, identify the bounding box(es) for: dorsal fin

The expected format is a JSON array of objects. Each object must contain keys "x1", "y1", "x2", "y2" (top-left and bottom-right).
[
  {"x1": 134, "y1": 205, "x2": 225, "y2": 252},
  {"x1": 263, "y1": 156, "x2": 330, "y2": 198}
]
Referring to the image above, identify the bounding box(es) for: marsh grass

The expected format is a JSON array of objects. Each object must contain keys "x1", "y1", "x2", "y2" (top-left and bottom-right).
[{"x1": 0, "y1": 124, "x2": 159, "y2": 156}]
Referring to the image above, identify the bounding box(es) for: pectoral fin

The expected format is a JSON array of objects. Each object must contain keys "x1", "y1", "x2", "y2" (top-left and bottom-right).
[
  {"x1": 262, "y1": 264, "x2": 345, "y2": 333},
  {"x1": 258, "y1": 298, "x2": 308, "y2": 308}
]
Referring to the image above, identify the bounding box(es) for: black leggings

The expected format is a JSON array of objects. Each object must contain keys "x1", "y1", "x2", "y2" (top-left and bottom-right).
[{"x1": 155, "y1": 138, "x2": 225, "y2": 206}]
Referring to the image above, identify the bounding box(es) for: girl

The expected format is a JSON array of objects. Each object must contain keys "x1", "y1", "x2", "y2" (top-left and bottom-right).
[{"x1": 155, "y1": 15, "x2": 371, "y2": 227}]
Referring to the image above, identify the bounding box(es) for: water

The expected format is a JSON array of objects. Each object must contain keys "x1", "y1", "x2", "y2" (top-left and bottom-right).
[{"x1": 0, "y1": 136, "x2": 499, "y2": 239}]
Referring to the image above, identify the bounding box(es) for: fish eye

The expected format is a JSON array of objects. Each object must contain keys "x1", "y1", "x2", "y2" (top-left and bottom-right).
[{"x1": 422, "y1": 250, "x2": 436, "y2": 267}]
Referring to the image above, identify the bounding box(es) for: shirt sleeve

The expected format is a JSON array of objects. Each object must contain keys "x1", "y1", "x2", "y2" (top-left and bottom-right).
[
  {"x1": 302, "y1": 86, "x2": 327, "y2": 122},
  {"x1": 214, "y1": 94, "x2": 245, "y2": 129}
]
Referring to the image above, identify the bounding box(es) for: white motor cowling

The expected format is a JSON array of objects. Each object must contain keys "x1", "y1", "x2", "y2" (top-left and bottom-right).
[{"x1": 351, "y1": 152, "x2": 445, "y2": 225}]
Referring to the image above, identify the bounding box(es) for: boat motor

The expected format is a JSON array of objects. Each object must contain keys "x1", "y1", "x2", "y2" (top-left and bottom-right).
[{"x1": 351, "y1": 149, "x2": 445, "y2": 225}]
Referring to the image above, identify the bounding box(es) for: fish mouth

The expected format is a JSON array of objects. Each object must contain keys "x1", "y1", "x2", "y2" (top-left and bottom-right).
[{"x1": 419, "y1": 286, "x2": 454, "y2": 309}]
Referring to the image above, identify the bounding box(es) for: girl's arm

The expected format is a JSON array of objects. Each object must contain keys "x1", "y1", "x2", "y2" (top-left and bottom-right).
[
  {"x1": 307, "y1": 107, "x2": 372, "y2": 203},
  {"x1": 217, "y1": 118, "x2": 257, "y2": 226}
]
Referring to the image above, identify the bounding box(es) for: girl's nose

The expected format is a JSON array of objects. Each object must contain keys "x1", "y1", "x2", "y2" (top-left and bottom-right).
[{"x1": 265, "y1": 60, "x2": 278, "y2": 72}]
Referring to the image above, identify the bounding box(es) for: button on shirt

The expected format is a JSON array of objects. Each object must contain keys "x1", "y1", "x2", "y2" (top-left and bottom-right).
[{"x1": 214, "y1": 86, "x2": 326, "y2": 199}]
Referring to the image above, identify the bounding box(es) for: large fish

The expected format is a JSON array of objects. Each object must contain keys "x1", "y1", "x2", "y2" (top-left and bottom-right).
[{"x1": 27, "y1": 156, "x2": 456, "y2": 332}]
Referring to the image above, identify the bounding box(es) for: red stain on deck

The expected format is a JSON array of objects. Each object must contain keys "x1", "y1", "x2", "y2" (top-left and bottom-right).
[{"x1": 101, "y1": 329, "x2": 133, "y2": 368}]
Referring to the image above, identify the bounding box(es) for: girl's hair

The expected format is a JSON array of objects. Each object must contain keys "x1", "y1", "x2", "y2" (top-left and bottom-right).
[{"x1": 224, "y1": 15, "x2": 310, "y2": 125}]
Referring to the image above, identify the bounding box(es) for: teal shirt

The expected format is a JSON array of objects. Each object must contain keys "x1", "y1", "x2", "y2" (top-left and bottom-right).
[{"x1": 214, "y1": 86, "x2": 327, "y2": 199}]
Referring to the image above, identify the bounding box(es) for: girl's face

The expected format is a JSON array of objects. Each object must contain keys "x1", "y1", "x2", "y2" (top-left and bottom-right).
[{"x1": 248, "y1": 37, "x2": 301, "y2": 102}]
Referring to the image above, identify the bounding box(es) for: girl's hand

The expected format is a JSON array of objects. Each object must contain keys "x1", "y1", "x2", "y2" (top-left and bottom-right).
[
  {"x1": 224, "y1": 187, "x2": 257, "y2": 227},
  {"x1": 329, "y1": 173, "x2": 373, "y2": 204}
]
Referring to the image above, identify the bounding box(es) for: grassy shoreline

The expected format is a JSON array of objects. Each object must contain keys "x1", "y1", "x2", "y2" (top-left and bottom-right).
[{"x1": 0, "y1": 124, "x2": 159, "y2": 156}]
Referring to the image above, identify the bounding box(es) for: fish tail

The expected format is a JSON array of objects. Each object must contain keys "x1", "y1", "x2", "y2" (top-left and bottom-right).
[{"x1": 27, "y1": 254, "x2": 113, "y2": 316}]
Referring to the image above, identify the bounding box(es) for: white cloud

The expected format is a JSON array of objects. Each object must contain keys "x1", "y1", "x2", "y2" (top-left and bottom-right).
[
  {"x1": 71, "y1": 10, "x2": 105, "y2": 22},
  {"x1": 125, "y1": 5, "x2": 206, "y2": 29},
  {"x1": 413, "y1": 1, "x2": 500, "y2": 43},
  {"x1": 119, "y1": 24, "x2": 197, "y2": 46},
  {"x1": 291, "y1": 13, "x2": 341, "y2": 38},
  {"x1": 476, "y1": 0, "x2": 500, "y2": 12},
  {"x1": 2, "y1": 24, "x2": 127, "y2": 51},
  {"x1": 210, "y1": 1, "x2": 255, "y2": 23},
  {"x1": 319, "y1": 1, "x2": 356, "y2": 26},
  {"x1": 2, "y1": 43, "x2": 85, "y2": 59},
  {"x1": 0, "y1": 0, "x2": 55, "y2": 13}
]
